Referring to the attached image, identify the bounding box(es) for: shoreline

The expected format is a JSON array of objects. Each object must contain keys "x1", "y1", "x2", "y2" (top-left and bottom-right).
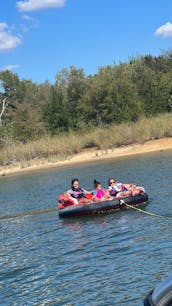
[{"x1": 0, "y1": 137, "x2": 172, "y2": 177}]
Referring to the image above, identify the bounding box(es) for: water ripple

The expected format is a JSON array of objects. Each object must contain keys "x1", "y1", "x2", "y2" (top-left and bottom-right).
[{"x1": 1, "y1": 150, "x2": 172, "y2": 305}]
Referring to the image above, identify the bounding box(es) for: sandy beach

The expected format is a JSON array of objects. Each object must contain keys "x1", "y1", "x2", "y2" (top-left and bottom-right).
[{"x1": 0, "y1": 137, "x2": 172, "y2": 177}]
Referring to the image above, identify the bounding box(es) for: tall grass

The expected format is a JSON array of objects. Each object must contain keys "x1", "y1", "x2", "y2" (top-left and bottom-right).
[{"x1": 0, "y1": 113, "x2": 172, "y2": 167}]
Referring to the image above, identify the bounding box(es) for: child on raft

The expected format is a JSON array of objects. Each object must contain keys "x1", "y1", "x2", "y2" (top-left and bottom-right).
[{"x1": 92, "y1": 179, "x2": 112, "y2": 202}]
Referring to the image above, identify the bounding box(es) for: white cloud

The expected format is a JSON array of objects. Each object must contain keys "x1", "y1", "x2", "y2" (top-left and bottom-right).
[
  {"x1": 1, "y1": 64, "x2": 20, "y2": 71},
  {"x1": 155, "y1": 22, "x2": 172, "y2": 38},
  {"x1": 0, "y1": 22, "x2": 22, "y2": 52},
  {"x1": 16, "y1": 0, "x2": 66, "y2": 12},
  {"x1": 20, "y1": 15, "x2": 39, "y2": 32},
  {"x1": 22, "y1": 15, "x2": 36, "y2": 21}
]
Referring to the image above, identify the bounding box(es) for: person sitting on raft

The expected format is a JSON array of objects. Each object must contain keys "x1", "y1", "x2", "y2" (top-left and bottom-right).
[
  {"x1": 65, "y1": 178, "x2": 91, "y2": 204},
  {"x1": 108, "y1": 178, "x2": 132, "y2": 198},
  {"x1": 124, "y1": 183, "x2": 145, "y2": 196},
  {"x1": 92, "y1": 179, "x2": 112, "y2": 202},
  {"x1": 108, "y1": 178, "x2": 145, "y2": 197}
]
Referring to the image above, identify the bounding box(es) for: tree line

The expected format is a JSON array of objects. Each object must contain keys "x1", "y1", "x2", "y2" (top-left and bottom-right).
[{"x1": 0, "y1": 51, "x2": 172, "y2": 144}]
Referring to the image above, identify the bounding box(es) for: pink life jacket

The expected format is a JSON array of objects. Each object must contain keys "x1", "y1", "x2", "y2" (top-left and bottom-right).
[{"x1": 96, "y1": 189, "x2": 105, "y2": 199}]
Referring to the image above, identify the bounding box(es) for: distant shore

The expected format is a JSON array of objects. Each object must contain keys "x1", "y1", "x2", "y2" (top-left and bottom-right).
[{"x1": 0, "y1": 137, "x2": 172, "y2": 177}]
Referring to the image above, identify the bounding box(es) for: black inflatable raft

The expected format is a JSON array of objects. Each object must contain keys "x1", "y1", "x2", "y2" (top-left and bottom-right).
[{"x1": 58, "y1": 192, "x2": 149, "y2": 218}]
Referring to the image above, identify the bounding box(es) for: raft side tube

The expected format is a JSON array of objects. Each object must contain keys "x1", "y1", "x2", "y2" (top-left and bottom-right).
[{"x1": 58, "y1": 192, "x2": 149, "y2": 218}]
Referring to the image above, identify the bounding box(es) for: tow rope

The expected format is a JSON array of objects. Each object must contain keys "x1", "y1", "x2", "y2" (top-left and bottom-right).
[{"x1": 119, "y1": 199, "x2": 172, "y2": 219}]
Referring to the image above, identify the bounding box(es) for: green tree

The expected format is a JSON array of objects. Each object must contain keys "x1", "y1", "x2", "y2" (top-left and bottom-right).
[
  {"x1": 131, "y1": 54, "x2": 172, "y2": 115},
  {"x1": 81, "y1": 64, "x2": 142, "y2": 126},
  {"x1": 0, "y1": 70, "x2": 46, "y2": 142},
  {"x1": 0, "y1": 71, "x2": 20, "y2": 125},
  {"x1": 55, "y1": 66, "x2": 88, "y2": 128},
  {"x1": 43, "y1": 86, "x2": 71, "y2": 134}
]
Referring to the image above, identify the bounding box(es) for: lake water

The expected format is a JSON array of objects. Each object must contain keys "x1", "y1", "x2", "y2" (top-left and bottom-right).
[{"x1": 0, "y1": 150, "x2": 172, "y2": 305}]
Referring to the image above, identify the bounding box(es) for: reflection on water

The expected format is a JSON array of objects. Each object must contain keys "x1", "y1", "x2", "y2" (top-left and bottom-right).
[
  {"x1": 0, "y1": 149, "x2": 172, "y2": 305},
  {"x1": 0, "y1": 207, "x2": 58, "y2": 220}
]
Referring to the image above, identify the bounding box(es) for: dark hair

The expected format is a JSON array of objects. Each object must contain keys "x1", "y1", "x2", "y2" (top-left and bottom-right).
[
  {"x1": 93, "y1": 179, "x2": 101, "y2": 188},
  {"x1": 108, "y1": 178, "x2": 116, "y2": 186},
  {"x1": 71, "y1": 178, "x2": 79, "y2": 187}
]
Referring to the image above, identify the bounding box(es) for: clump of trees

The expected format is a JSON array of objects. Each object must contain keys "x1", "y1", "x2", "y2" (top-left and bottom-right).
[{"x1": 1, "y1": 51, "x2": 172, "y2": 145}]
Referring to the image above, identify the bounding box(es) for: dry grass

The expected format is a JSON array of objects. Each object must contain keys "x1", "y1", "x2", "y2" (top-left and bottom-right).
[{"x1": 0, "y1": 113, "x2": 172, "y2": 167}]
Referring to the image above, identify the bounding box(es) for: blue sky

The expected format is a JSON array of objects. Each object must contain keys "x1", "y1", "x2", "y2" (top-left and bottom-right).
[{"x1": 0, "y1": 0, "x2": 172, "y2": 84}]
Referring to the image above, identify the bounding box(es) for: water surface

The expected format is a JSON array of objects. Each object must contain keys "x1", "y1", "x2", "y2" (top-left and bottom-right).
[{"x1": 1, "y1": 150, "x2": 172, "y2": 305}]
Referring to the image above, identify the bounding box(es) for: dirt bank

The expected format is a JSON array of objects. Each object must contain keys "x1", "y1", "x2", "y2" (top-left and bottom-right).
[{"x1": 0, "y1": 137, "x2": 172, "y2": 177}]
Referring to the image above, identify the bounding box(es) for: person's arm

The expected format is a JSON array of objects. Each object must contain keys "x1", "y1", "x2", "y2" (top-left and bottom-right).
[
  {"x1": 64, "y1": 189, "x2": 79, "y2": 204},
  {"x1": 64, "y1": 189, "x2": 72, "y2": 196}
]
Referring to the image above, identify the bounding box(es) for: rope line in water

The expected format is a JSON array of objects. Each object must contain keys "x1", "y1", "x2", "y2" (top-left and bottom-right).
[{"x1": 119, "y1": 200, "x2": 172, "y2": 219}]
